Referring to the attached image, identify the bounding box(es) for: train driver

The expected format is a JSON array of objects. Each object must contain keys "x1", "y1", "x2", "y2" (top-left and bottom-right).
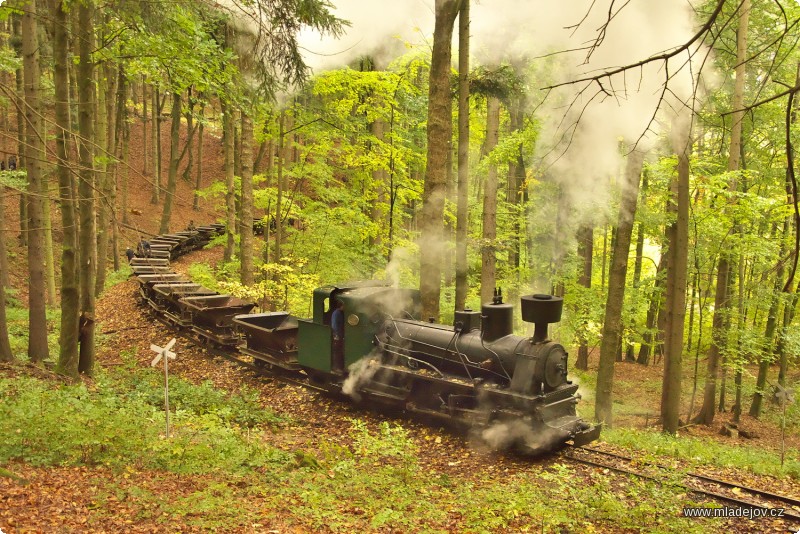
[{"x1": 331, "y1": 299, "x2": 345, "y2": 374}]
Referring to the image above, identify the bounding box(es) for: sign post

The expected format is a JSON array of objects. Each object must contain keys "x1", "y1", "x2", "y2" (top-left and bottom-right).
[{"x1": 151, "y1": 338, "x2": 177, "y2": 438}]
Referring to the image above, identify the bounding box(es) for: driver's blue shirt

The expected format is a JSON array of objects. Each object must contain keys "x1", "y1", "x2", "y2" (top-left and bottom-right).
[{"x1": 331, "y1": 308, "x2": 344, "y2": 340}]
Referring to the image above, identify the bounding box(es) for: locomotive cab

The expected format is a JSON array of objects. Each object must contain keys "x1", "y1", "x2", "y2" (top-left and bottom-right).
[{"x1": 297, "y1": 282, "x2": 421, "y2": 375}]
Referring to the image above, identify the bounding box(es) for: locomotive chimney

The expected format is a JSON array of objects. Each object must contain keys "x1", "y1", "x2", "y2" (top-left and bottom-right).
[{"x1": 519, "y1": 294, "x2": 563, "y2": 343}]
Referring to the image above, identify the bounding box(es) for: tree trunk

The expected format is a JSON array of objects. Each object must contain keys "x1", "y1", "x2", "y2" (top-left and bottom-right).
[
  {"x1": 193, "y1": 103, "x2": 204, "y2": 211},
  {"x1": 575, "y1": 224, "x2": 593, "y2": 370},
  {"x1": 0, "y1": 186, "x2": 14, "y2": 362},
  {"x1": 14, "y1": 16, "x2": 26, "y2": 248},
  {"x1": 77, "y1": 0, "x2": 96, "y2": 375},
  {"x1": 480, "y1": 96, "x2": 500, "y2": 304},
  {"x1": 275, "y1": 111, "x2": 285, "y2": 264},
  {"x1": 749, "y1": 221, "x2": 787, "y2": 418},
  {"x1": 223, "y1": 102, "x2": 236, "y2": 263},
  {"x1": 661, "y1": 121, "x2": 691, "y2": 434},
  {"x1": 150, "y1": 86, "x2": 161, "y2": 203},
  {"x1": 181, "y1": 89, "x2": 195, "y2": 183},
  {"x1": 22, "y1": 0, "x2": 48, "y2": 364},
  {"x1": 120, "y1": 100, "x2": 130, "y2": 225},
  {"x1": 109, "y1": 66, "x2": 124, "y2": 272},
  {"x1": 595, "y1": 149, "x2": 644, "y2": 426},
  {"x1": 418, "y1": 0, "x2": 461, "y2": 321},
  {"x1": 141, "y1": 78, "x2": 148, "y2": 176},
  {"x1": 240, "y1": 112, "x2": 254, "y2": 285},
  {"x1": 51, "y1": 0, "x2": 80, "y2": 377},
  {"x1": 159, "y1": 92, "x2": 182, "y2": 234},
  {"x1": 695, "y1": 0, "x2": 750, "y2": 425},
  {"x1": 94, "y1": 64, "x2": 110, "y2": 295},
  {"x1": 454, "y1": 0, "x2": 470, "y2": 313}
]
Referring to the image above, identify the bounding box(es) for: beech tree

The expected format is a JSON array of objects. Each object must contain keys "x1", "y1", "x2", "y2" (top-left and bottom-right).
[
  {"x1": 22, "y1": 0, "x2": 48, "y2": 364},
  {"x1": 595, "y1": 149, "x2": 644, "y2": 426},
  {"x1": 418, "y1": 0, "x2": 462, "y2": 320}
]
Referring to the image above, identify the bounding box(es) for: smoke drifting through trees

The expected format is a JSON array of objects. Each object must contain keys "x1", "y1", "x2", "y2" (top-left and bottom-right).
[{"x1": 299, "y1": 0, "x2": 703, "y2": 212}]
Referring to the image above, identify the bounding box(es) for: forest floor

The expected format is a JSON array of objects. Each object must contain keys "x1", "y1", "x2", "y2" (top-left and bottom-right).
[
  {"x1": 2, "y1": 116, "x2": 800, "y2": 531},
  {"x1": 2, "y1": 245, "x2": 799, "y2": 532}
]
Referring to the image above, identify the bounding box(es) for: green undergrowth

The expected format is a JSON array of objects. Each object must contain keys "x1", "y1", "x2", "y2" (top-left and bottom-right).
[
  {"x1": 0, "y1": 367, "x2": 719, "y2": 532},
  {"x1": 0, "y1": 365, "x2": 290, "y2": 475},
  {"x1": 602, "y1": 427, "x2": 800, "y2": 479}
]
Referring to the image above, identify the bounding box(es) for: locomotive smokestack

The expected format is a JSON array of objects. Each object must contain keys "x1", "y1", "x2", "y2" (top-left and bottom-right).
[{"x1": 520, "y1": 294, "x2": 563, "y2": 343}]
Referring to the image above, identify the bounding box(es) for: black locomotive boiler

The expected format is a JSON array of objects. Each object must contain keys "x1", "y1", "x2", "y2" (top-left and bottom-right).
[
  {"x1": 347, "y1": 289, "x2": 600, "y2": 454},
  {"x1": 132, "y1": 225, "x2": 600, "y2": 455}
]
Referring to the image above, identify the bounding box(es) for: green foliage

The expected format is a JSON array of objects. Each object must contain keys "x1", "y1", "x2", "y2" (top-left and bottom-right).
[
  {"x1": 103, "y1": 264, "x2": 133, "y2": 291},
  {"x1": 603, "y1": 427, "x2": 800, "y2": 479},
  {"x1": 222, "y1": 258, "x2": 320, "y2": 314},
  {"x1": 0, "y1": 368, "x2": 290, "y2": 475},
  {"x1": 0, "y1": 169, "x2": 28, "y2": 192}
]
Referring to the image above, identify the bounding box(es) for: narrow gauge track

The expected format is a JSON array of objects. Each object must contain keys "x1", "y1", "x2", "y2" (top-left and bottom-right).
[{"x1": 563, "y1": 446, "x2": 800, "y2": 523}]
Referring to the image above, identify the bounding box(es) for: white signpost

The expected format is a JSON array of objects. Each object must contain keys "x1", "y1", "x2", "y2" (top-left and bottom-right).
[{"x1": 151, "y1": 338, "x2": 177, "y2": 438}]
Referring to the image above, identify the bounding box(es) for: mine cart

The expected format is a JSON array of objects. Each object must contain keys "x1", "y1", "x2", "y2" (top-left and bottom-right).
[
  {"x1": 131, "y1": 265, "x2": 173, "y2": 276},
  {"x1": 152, "y1": 283, "x2": 218, "y2": 325},
  {"x1": 136, "y1": 273, "x2": 188, "y2": 302},
  {"x1": 129, "y1": 258, "x2": 170, "y2": 267},
  {"x1": 207, "y1": 223, "x2": 226, "y2": 235},
  {"x1": 179, "y1": 294, "x2": 256, "y2": 346},
  {"x1": 233, "y1": 312, "x2": 300, "y2": 369}
]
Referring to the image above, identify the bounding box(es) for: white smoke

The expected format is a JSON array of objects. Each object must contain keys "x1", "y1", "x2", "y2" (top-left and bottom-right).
[
  {"x1": 342, "y1": 351, "x2": 382, "y2": 401},
  {"x1": 298, "y1": 0, "x2": 705, "y2": 216},
  {"x1": 478, "y1": 419, "x2": 562, "y2": 454}
]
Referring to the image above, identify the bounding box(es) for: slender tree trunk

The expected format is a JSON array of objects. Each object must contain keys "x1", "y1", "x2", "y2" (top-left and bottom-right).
[
  {"x1": 369, "y1": 118, "x2": 387, "y2": 251},
  {"x1": 120, "y1": 102, "x2": 130, "y2": 225},
  {"x1": 22, "y1": 0, "x2": 48, "y2": 364},
  {"x1": 51, "y1": 0, "x2": 79, "y2": 377},
  {"x1": 0, "y1": 185, "x2": 14, "y2": 362},
  {"x1": 77, "y1": 0, "x2": 96, "y2": 375},
  {"x1": 777, "y1": 63, "x2": 800, "y2": 387},
  {"x1": 695, "y1": 0, "x2": 750, "y2": 425},
  {"x1": 159, "y1": 92, "x2": 182, "y2": 234},
  {"x1": 94, "y1": 65, "x2": 110, "y2": 295},
  {"x1": 38, "y1": 20, "x2": 55, "y2": 310},
  {"x1": 638, "y1": 255, "x2": 667, "y2": 365},
  {"x1": 193, "y1": 103, "x2": 204, "y2": 211},
  {"x1": 595, "y1": 149, "x2": 644, "y2": 426},
  {"x1": 14, "y1": 16, "x2": 26, "y2": 248},
  {"x1": 240, "y1": 112, "x2": 254, "y2": 285},
  {"x1": 274, "y1": 111, "x2": 285, "y2": 264},
  {"x1": 454, "y1": 0, "x2": 470, "y2": 312},
  {"x1": 141, "y1": 78, "x2": 148, "y2": 176},
  {"x1": 419, "y1": 0, "x2": 461, "y2": 321},
  {"x1": 480, "y1": 96, "x2": 500, "y2": 304},
  {"x1": 109, "y1": 67, "x2": 123, "y2": 272},
  {"x1": 181, "y1": 89, "x2": 195, "y2": 183},
  {"x1": 575, "y1": 224, "x2": 593, "y2": 370},
  {"x1": 661, "y1": 121, "x2": 691, "y2": 434},
  {"x1": 626, "y1": 201, "x2": 646, "y2": 363},
  {"x1": 223, "y1": 102, "x2": 236, "y2": 262},
  {"x1": 749, "y1": 221, "x2": 786, "y2": 417},
  {"x1": 150, "y1": 86, "x2": 161, "y2": 204}
]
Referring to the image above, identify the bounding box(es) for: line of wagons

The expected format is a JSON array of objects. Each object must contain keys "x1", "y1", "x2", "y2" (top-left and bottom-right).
[{"x1": 130, "y1": 223, "x2": 600, "y2": 455}]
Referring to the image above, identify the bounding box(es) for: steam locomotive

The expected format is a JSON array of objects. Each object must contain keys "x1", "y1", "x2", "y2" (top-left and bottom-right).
[{"x1": 132, "y1": 225, "x2": 600, "y2": 455}]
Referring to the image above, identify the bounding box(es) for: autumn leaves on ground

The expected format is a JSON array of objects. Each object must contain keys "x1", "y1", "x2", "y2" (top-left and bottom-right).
[{"x1": 0, "y1": 226, "x2": 798, "y2": 531}]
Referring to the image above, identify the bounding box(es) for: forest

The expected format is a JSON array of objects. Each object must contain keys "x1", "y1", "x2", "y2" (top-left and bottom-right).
[{"x1": 0, "y1": 0, "x2": 799, "y2": 531}]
